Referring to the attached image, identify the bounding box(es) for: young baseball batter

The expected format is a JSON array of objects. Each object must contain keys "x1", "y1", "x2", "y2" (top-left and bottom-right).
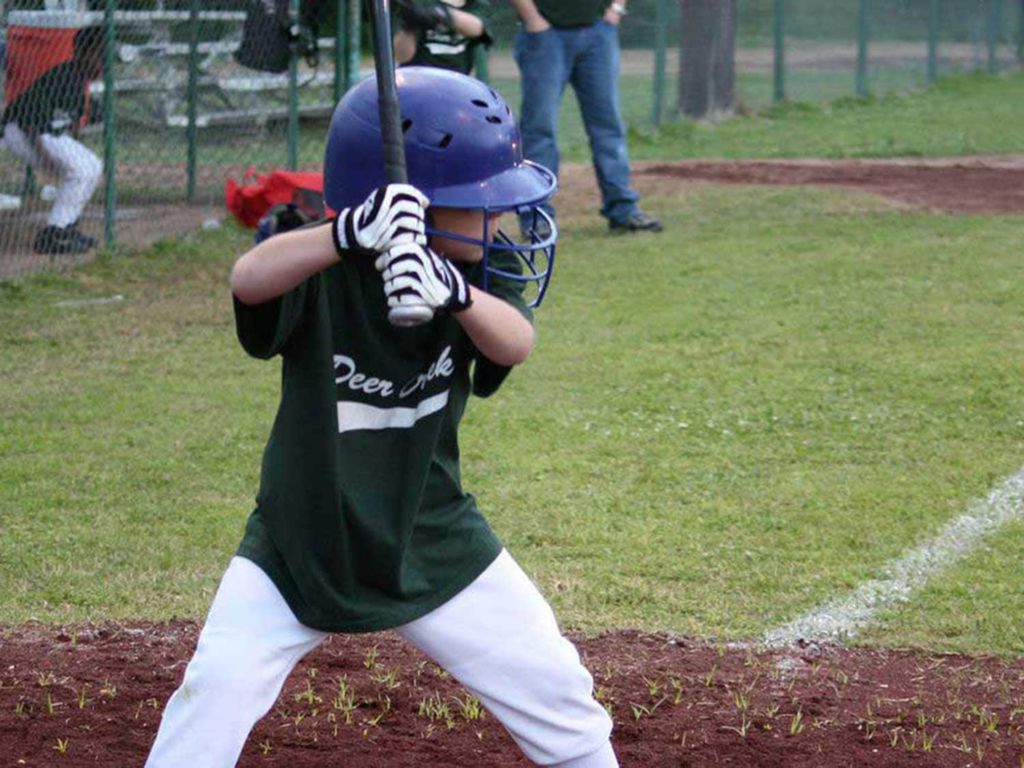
[{"x1": 145, "y1": 67, "x2": 617, "y2": 768}]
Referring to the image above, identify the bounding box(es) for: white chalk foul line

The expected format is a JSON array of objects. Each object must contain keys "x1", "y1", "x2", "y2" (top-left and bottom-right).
[{"x1": 763, "y1": 466, "x2": 1024, "y2": 648}]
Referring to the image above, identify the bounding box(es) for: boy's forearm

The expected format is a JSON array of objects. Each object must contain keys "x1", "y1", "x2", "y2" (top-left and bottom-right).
[
  {"x1": 454, "y1": 288, "x2": 535, "y2": 367},
  {"x1": 231, "y1": 222, "x2": 339, "y2": 305}
]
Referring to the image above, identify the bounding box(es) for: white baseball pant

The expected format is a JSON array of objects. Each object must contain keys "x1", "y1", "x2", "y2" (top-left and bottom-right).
[
  {"x1": 145, "y1": 551, "x2": 617, "y2": 768},
  {"x1": 1, "y1": 123, "x2": 101, "y2": 227}
]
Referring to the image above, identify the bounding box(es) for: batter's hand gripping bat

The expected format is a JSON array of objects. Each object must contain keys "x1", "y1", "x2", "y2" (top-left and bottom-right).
[{"x1": 366, "y1": 0, "x2": 435, "y2": 327}]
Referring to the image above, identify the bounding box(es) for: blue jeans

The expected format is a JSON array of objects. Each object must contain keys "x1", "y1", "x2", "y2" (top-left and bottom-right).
[{"x1": 514, "y1": 21, "x2": 640, "y2": 224}]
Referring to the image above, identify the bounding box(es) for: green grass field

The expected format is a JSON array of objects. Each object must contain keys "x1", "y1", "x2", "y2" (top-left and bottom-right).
[{"x1": 2, "y1": 72, "x2": 1023, "y2": 657}]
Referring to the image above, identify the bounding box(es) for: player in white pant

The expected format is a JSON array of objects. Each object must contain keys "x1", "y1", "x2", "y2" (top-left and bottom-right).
[
  {"x1": 145, "y1": 68, "x2": 615, "y2": 766},
  {"x1": 146, "y1": 553, "x2": 615, "y2": 767},
  {"x1": 1, "y1": 124, "x2": 101, "y2": 241},
  {"x1": 0, "y1": 25, "x2": 104, "y2": 255}
]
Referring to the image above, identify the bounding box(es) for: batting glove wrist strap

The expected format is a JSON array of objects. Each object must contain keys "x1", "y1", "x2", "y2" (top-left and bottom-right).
[
  {"x1": 331, "y1": 183, "x2": 429, "y2": 257},
  {"x1": 330, "y1": 208, "x2": 365, "y2": 257},
  {"x1": 446, "y1": 265, "x2": 473, "y2": 313},
  {"x1": 376, "y1": 243, "x2": 473, "y2": 316}
]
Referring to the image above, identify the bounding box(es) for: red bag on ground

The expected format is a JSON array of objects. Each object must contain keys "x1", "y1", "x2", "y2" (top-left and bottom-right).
[{"x1": 225, "y1": 168, "x2": 327, "y2": 228}]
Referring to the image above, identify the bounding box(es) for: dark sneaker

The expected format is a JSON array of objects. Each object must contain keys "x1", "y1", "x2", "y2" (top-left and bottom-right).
[
  {"x1": 609, "y1": 210, "x2": 663, "y2": 234},
  {"x1": 34, "y1": 224, "x2": 97, "y2": 255}
]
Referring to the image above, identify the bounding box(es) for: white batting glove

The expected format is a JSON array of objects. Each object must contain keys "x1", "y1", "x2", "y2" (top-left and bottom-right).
[
  {"x1": 331, "y1": 183, "x2": 429, "y2": 255},
  {"x1": 375, "y1": 242, "x2": 473, "y2": 316}
]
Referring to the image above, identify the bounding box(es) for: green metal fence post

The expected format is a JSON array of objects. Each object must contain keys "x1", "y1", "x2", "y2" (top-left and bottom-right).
[
  {"x1": 856, "y1": 0, "x2": 870, "y2": 97},
  {"x1": 988, "y1": 0, "x2": 1003, "y2": 74},
  {"x1": 927, "y1": 0, "x2": 939, "y2": 84},
  {"x1": 334, "y1": 0, "x2": 346, "y2": 103},
  {"x1": 651, "y1": 0, "x2": 667, "y2": 125},
  {"x1": 185, "y1": 0, "x2": 200, "y2": 201},
  {"x1": 346, "y1": 0, "x2": 361, "y2": 91},
  {"x1": 773, "y1": 0, "x2": 785, "y2": 103},
  {"x1": 474, "y1": 45, "x2": 490, "y2": 84},
  {"x1": 21, "y1": 166, "x2": 35, "y2": 197},
  {"x1": 102, "y1": 0, "x2": 117, "y2": 247},
  {"x1": 288, "y1": 0, "x2": 300, "y2": 169}
]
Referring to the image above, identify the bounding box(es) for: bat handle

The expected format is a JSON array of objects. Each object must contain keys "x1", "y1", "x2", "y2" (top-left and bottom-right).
[
  {"x1": 388, "y1": 304, "x2": 435, "y2": 327},
  {"x1": 370, "y1": 0, "x2": 408, "y2": 185}
]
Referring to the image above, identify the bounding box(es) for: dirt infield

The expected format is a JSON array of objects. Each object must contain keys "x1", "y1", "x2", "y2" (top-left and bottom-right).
[
  {"x1": 630, "y1": 156, "x2": 1024, "y2": 216},
  {"x1": 546, "y1": 155, "x2": 1024, "y2": 219},
  {"x1": 4, "y1": 621, "x2": 1024, "y2": 766}
]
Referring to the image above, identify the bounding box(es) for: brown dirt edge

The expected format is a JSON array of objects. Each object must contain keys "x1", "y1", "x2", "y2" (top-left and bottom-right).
[
  {"x1": 3, "y1": 620, "x2": 1024, "y2": 767},
  {"x1": 629, "y1": 157, "x2": 1024, "y2": 216}
]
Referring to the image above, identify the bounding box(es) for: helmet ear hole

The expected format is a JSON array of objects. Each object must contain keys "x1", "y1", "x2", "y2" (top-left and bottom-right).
[
  {"x1": 401, "y1": 118, "x2": 413, "y2": 133},
  {"x1": 471, "y1": 99, "x2": 488, "y2": 108},
  {"x1": 485, "y1": 116, "x2": 502, "y2": 124},
  {"x1": 438, "y1": 134, "x2": 453, "y2": 149}
]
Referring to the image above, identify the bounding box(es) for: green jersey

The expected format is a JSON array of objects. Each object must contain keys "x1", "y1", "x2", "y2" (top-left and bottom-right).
[
  {"x1": 234, "y1": 247, "x2": 530, "y2": 632},
  {"x1": 534, "y1": 0, "x2": 608, "y2": 27}
]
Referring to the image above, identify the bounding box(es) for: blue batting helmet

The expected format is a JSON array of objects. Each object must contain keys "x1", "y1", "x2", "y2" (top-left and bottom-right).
[{"x1": 323, "y1": 66, "x2": 556, "y2": 308}]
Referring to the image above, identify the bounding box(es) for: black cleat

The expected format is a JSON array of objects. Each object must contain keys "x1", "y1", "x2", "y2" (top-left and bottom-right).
[
  {"x1": 609, "y1": 210, "x2": 663, "y2": 234},
  {"x1": 34, "y1": 224, "x2": 97, "y2": 255}
]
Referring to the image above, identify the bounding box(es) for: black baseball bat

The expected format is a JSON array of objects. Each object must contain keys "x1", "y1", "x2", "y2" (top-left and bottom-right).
[
  {"x1": 366, "y1": 0, "x2": 433, "y2": 326},
  {"x1": 367, "y1": 0, "x2": 407, "y2": 184}
]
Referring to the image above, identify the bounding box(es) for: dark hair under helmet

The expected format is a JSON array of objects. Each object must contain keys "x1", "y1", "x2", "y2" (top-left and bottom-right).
[{"x1": 323, "y1": 67, "x2": 557, "y2": 307}]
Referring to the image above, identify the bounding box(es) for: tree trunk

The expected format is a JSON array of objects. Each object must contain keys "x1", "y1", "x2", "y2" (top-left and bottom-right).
[{"x1": 678, "y1": 0, "x2": 737, "y2": 119}]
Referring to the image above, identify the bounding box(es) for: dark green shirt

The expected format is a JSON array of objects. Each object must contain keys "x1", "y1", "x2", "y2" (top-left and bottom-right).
[
  {"x1": 233, "y1": 244, "x2": 529, "y2": 632},
  {"x1": 534, "y1": 0, "x2": 608, "y2": 27}
]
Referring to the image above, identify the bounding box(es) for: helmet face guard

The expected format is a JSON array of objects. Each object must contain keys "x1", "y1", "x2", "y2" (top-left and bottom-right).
[
  {"x1": 425, "y1": 206, "x2": 556, "y2": 309},
  {"x1": 324, "y1": 67, "x2": 558, "y2": 307}
]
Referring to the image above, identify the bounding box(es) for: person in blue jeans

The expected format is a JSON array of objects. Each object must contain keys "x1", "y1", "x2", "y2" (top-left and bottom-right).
[{"x1": 510, "y1": 0, "x2": 661, "y2": 235}]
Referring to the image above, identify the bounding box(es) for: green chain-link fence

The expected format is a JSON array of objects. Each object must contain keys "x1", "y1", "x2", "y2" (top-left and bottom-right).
[{"x1": 1, "y1": 0, "x2": 1020, "y2": 279}]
